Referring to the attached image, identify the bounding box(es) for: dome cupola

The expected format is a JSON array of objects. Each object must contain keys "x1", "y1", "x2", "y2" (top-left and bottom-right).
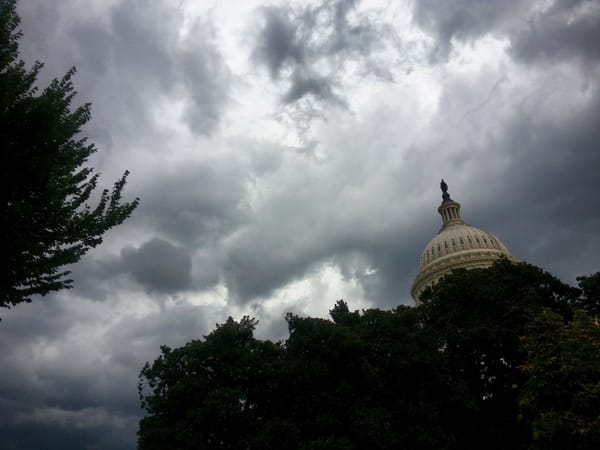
[{"x1": 411, "y1": 180, "x2": 518, "y2": 303}]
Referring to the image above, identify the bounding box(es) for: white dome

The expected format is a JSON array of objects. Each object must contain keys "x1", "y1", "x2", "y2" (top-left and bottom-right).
[
  {"x1": 411, "y1": 182, "x2": 517, "y2": 303},
  {"x1": 418, "y1": 224, "x2": 510, "y2": 270}
]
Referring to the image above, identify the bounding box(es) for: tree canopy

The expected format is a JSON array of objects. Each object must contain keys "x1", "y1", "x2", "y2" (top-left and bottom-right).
[
  {"x1": 138, "y1": 260, "x2": 600, "y2": 449},
  {"x1": 139, "y1": 306, "x2": 462, "y2": 450},
  {"x1": 0, "y1": 0, "x2": 139, "y2": 311},
  {"x1": 520, "y1": 309, "x2": 600, "y2": 449}
]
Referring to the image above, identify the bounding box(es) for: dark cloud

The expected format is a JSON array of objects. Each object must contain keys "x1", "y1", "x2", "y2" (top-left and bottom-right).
[
  {"x1": 105, "y1": 1, "x2": 231, "y2": 137},
  {"x1": 0, "y1": 300, "x2": 139, "y2": 450},
  {"x1": 361, "y1": 240, "x2": 429, "y2": 308},
  {"x1": 283, "y1": 72, "x2": 345, "y2": 105},
  {"x1": 469, "y1": 83, "x2": 600, "y2": 281},
  {"x1": 134, "y1": 161, "x2": 251, "y2": 247},
  {"x1": 221, "y1": 215, "x2": 340, "y2": 304},
  {"x1": 252, "y1": 0, "x2": 396, "y2": 105},
  {"x1": 223, "y1": 242, "x2": 321, "y2": 303},
  {"x1": 413, "y1": 0, "x2": 600, "y2": 66},
  {"x1": 412, "y1": 0, "x2": 522, "y2": 61},
  {"x1": 0, "y1": 420, "x2": 134, "y2": 450},
  {"x1": 218, "y1": 163, "x2": 429, "y2": 306},
  {"x1": 121, "y1": 238, "x2": 192, "y2": 293},
  {"x1": 510, "y1": 0, "x2": 600, "y2": 64},
  {"x1": 0, "y1": 292, "x2": 223, "y2": 450},
  {"x1": 253, "y1": 7, "x2": 305, "y2": 79},
  {"x1": 17, "y1": 0, "x2": 231, "y2": 144}
]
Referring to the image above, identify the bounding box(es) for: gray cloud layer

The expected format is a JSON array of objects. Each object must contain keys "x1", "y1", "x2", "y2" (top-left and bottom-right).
[
  {"x1": 2, "y1": 0, "x2": 599, "y2": 449},
  {"x1": 121, "y1": 238, "x2": 193, "y2": 293},
  {"x1": 413, "y1": 0, "x2": 600, "y2": 64},
  {"x1": 510, "y1": 0, "x2": 600, "y2": 64},
  {"x1": 18, "y1": 0, "x2": 230, "y2": 146}
]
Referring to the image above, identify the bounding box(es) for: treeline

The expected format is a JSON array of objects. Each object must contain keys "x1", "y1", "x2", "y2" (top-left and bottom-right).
[{"x1": 137, "y1": 260, "x2": 600, "y2": 449}]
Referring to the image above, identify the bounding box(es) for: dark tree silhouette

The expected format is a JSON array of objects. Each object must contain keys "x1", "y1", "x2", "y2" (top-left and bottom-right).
[
  {"x1": 0, "y1": 0, "x2": 139, "y2": 312},
  {"x1": 138, "y1": 305, "x2": 466, "y2": 449},
  {"x1": 138, "y1": 261, "x2": 599, "y2": 449},
  {"x1": 520, "y1": 308, "x2": 600, "y2": 449},
  {"x1": 418, "y1": 259, "x2": 582, "y2": 449}
]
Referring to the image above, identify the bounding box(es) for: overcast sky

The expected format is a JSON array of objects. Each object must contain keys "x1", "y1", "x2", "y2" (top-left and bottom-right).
[{"x1": 1, "y1": 0, "x2": 599, "y2": 448}]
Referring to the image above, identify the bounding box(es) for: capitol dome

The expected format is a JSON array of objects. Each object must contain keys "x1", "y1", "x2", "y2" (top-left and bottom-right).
[{"x1": 411, "y1": 180, "x2": 518, "y2": 303}]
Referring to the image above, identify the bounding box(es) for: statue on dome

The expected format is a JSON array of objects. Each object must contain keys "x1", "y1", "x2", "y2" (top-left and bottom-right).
[{"x1": 440, "y1": 179, "x2": 451, "y2": 202}]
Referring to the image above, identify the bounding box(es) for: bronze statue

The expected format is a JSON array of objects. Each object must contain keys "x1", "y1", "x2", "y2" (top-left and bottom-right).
[{"x1": 440, "y1": 179, "x2": 451, "y2": 202}]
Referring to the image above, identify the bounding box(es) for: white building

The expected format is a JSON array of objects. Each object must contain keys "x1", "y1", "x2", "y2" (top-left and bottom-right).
[{"x1": 411, "y1": 180, "x2": 518, "y2": 304}]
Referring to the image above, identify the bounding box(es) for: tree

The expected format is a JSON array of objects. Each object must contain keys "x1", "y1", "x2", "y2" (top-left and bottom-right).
[
  {"x1": 574, "y1": 272, "x2": 600, "y2": 316},
  {"x1": 0, "y1": 0, "x2": 139, "y2": 311},
  {"x1": 520, "y1": 309, "x2": 600, "y2": 449},
  {"x1": 418, "y1": 259, "x2": 581, "y2": 449},
  {"x1": 138, "y1": 305, "x2": 464, "y2": 450},
  {"x1": 278, "y1": 304, "x2": 463, "y2": 450},
  {"x1": 138, "y1": 262, "x2": 599, "y2": 449},
  {"x1": 138, "y1": 317, "x2": 283, "y2": 450}
]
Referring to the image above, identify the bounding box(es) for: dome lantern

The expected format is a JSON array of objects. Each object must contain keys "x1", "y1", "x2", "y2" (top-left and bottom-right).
[{"x1": 437, "y1": 179, "x2": 463, "y2": 229}]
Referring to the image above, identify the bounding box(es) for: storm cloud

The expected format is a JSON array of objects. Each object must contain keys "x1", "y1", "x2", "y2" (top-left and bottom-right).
[
  {"x1": 252, "y1": 0, "x2": 398, "y2": 108},
  {"x1": 1, "y1": 0, "x2": 599, "y2": 449},
  {"x1": 121, "y1": 238, "x2": 193, "y2": 293},
  {"x1": 17, "y1": 0, "x2": 231, "y2": 147},
  {"x1": 510, "y1": 0, "x2": 600, "y2": 64}
]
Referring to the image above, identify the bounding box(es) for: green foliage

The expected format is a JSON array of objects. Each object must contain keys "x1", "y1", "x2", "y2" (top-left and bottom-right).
[
  {"x1": 280, "y1": 306, "x2": 461, "y2": 449},
  {"x1": 138, "y1": 261, "x2": 600, "y2": 449},
  {"x1": 520, "y1": 309, "x2": 600, "y2": 449},
  {"x1": 0, "y1": 0, "x2": 139, "y2": 310},
  {"x1": 138, "y1": 316, "x2": 282, "y2": 450},
  {"x1": 419, "y1": 259, "x2": 580, "y2": 449},
  {"x1": 138, "y1": 307, "x2": 463, "y2": 449},
  {"x1": 575, "y1": 272, "x2": 600, "y2": 316}
]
